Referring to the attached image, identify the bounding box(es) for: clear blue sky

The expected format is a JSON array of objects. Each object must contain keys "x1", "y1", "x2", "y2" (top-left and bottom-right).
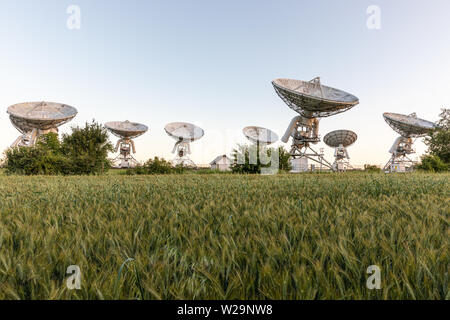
[{"x1": 1, "y1": 0, "x2": 449, "y2": 165}]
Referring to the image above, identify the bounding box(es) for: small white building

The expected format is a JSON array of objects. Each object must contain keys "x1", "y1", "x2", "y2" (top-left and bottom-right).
[{"x1": 210, "y1": 155, "x2": 232, "y2": 171}]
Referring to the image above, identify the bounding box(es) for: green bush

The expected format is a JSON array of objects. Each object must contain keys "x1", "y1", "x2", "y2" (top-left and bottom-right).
[
  {"x1": 5, "y1": 121, "x2": 113, "y2": 175},
  {"x1": 61, "y1": 121, "x2": 113, "y2": 174},
  {"x1": 126, "y1": 157, "x2": 183, "y2": 175},
  {"x1": 364, "y1": 164, "x2": 382, "y2": 173},
  {"x1": 231, "y1": 144, "x2": 291, "y2": 174},
  {"x1": 417, "y1": 155, "x2": 448, "y2": 172},
  {"x1": 423, "y1": 108, "x2": 450, "y2": 166}
]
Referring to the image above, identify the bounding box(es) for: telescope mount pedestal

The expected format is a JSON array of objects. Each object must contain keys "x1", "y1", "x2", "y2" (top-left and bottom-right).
[
  {"x1": 112, "y1": 138, "x2": 139, "y2": 168},
  {"x1": 284, "y1": 116, "x2": 333, "y2": 172},
  {"x1": 332, "y1": 145, "x2": 352, "y2": 172},
  {"x1": 384, "y1": 136, "x2": 416, "y2": 172},
  {"x1": 171, "y1": 141, "x2": 196, "y2": 168}
]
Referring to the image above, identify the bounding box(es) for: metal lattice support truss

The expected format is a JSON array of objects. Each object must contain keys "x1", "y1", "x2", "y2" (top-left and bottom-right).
[
  {"x1": 290, "y1": 143, "x2": 333, "y2": 170},
  {"x1": 171, "y1": 141, "x2": 197, "y2": 168},
  {"x1": 384, "y1": 154, "x2": 417, "y2": 172},
  {"x1": 282, "y1": 115, "x2": 333, "y2": 170},
  {"x1": 10, "y1": 127, "x2": 59, "y2": 148},
  {"x1": 333, "y1": 160, "x2": 353, "y2": 172},
  {"x1": 111, "y1": 138, "x2": 140, "y2": 168},
  {"x1": 383, "y1": 136, "x2": 417, "y2": 171}
]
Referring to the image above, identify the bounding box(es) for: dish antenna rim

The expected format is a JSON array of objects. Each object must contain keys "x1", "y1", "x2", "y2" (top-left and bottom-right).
[
  {"x1": 164, "y1": 122, "x2": 204, "y2": 142},
  {"x1": 7, "y1": 101, "x2": 78, "y2": 129},
  {"x1": 105, "y1": 120, "x2": 149, "y2": 139},
  {"x1": 323, "y1": 129, "x2": 358, "y2": 148},
  {"x1": 383, "y1": 112, "x2": 436, "y2": 138},
  {"x1": 272, "y1": 78, "x2": 359, "y2": 118},
  {"x1": 243, "y1": 126, "x2": 279, "y2": 145}
]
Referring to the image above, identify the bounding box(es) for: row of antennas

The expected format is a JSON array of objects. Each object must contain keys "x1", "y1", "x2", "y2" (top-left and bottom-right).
[
  {"x1": 272, "y1": 77, "x2": 436, "y2": 172},
  {"x1": 5, "y1": 77, "x2": 437, "y2": 172}
]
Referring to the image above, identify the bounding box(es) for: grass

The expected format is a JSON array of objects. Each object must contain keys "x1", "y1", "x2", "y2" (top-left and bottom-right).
[{"x1": 0, "y1": 172, "x2": 448, "y2": 300}]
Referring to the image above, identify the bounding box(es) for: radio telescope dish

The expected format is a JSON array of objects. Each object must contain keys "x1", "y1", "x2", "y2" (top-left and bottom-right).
[
  {"x1": 243, "y1": 126, "x2": 278, "y2": 145},
  {"x1": 323, "y1": 130, "x2": 357, "y2": 148},
  {"x1": 105, "y1": 121, "x2": 148, "y2": 139},
  {"x1": 10, "y1": 116, "x2": 34, "y2": 135},
  {"x1": 7, "y1": 101, "x2": 77, "y2": 147},
  {"x1": 383, "y1": 112, "x2": 436, "y2": 138},
  {"x1": 165, "y1": 122, "x2": 204, "y2": 167},
  {"x1": 324, "y1": 130, "x2": 357, "y2": 172},
  {"x1": 165, "y1": 122, "x2": 204, "y2": 142},
  {"x1": 383, "y1": 112, "x2": 436, "y2": 172},
  {"x1": 272, "y1": 77, "x2": 359, "y2": 118},
  {"x1": 273, "y1": 77, "x2": 358, "y2": 172},
  {"x1": 105, "y1": 121, "x2": 148, "y2": 168}
]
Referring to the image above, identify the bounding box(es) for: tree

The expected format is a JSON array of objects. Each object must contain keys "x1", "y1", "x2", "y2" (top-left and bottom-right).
[
  {"x1": 62, "y1": 121, "x2": 114, "y2": 174},
  {"x1": 231, "y1": 144, "x2": 261, "y2": 174},
  {"x1": 5, "y1": 121, "x2": 114, "y2": 175},
  {"x1": 127, "y1": 157, "x2": 180, "y2": 175},
  {"x1": 422, "y1": 108, "x2": 450, "y2": 168},
  {"x1": 231, "y1": 144, "x2": 291, "y2": 174},
  {"x1": 275, "y1": 146, "x2": 292, "y2": 172},
  {"x1": 5, "y1": 133, "x2": 70, "y2": 175},
  {"x1": 416, "y1": 155, "x2": 447, "y2": 172},
  {"x1": 364, "y1": 164, "x2": 381, "y2": 173}
]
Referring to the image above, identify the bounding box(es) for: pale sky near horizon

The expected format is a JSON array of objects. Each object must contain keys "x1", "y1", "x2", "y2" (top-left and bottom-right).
[{"x1": 0, "y1": 0, "x2": 449, "y2": 166}]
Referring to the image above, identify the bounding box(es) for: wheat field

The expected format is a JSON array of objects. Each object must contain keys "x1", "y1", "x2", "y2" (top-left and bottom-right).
[{"x1": 0, "y1": 172, "x2": 448, "y2": 300}]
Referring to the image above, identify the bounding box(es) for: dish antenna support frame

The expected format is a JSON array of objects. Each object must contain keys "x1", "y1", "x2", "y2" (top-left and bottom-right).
[
  {"x1": 332, "y1": 145, "x2": 352, "y2": 172},
  {"x1": 171, "y1": 139, "x2": 196, "y2": 167},
  {"x1": 281, "y1": 114, "x2": 333, "y2": 171},
  {"x1": 383, "y1": 136, "x2": 416, "y2": 172},
  {"x1": 112, "y1": 138, "x2": 140, "y2": 168},
  {"x1": 382, "y1": 112, "x2": 435, "y2": 172}
]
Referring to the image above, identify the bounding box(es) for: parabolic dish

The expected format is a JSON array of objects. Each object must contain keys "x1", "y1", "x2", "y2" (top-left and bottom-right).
[
  {"x1": 105, "y1": 121, "x2": 148, "y2": 139},
  {"x1": 383, "y1": 112, "x2": 436, "y2": 138},
  {"x1": 165, "y1": 122, "x2": 204, "y2": 141},
  {"x1": 9, "y1": 116, "x2": 34, "y2": 134},
  {"x1": 7, "y1": 101, "x2": 78, "y2": 130},
  {"x1": 323, "y1": 130, "x2": 357, "y2": 148},
  {"x1": 272, "y1": 78, "x2": 359, "y2": 118},
  {"x1": 243, "y1": 126, "x2": 278, "y2": 144}
]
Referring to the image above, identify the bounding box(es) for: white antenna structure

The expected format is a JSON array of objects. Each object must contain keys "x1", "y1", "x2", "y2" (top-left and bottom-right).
[
  {"x1": 164, "y1": 122, "x2": 204, "y2": 167},
  {"x1": 323, "y1": 130, "x2": 358, "y2": 172},
  {"x1": 383, "y1": 112, "x2": 436, "y2": 172},
  {"x1": 105, "y1": 120, "x2": 148, "y2": 168},
  {"x1": 272, "y1": 77, "x2": 359, "y2": 172},
  {"x1": 7, "y1": 101, "x2": 77, "y2": 147}
]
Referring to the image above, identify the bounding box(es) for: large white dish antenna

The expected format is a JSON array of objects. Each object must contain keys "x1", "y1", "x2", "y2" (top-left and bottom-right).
[
  {"x1": 7, "y1": 101, "x2": 77, "y2": 148},
  {"x1": 7, "y1": 101, "x2": 78, "y2": 130},
  {"x1": 165, "y1": 122, "x2": 204, "y2": 167},
  {"x1": 272, "y1": 78, "x2": 359, "y2": 118},
  {"x1": 324, "y1": 129, "x2": 357, "y2": 172},
  {"x1": 323, "y1": 130, "x2": 357, "y2": 148},
  {"x1": 105, "y1": 121, "x2": 148, "y2": 139},
  {"x1": 383, "y1": 112, "x2": 436, "y2": 138},
  {"x1": 243, "y1": 126, "x2": 278, "y2": 145},
  {"x1": 164, "y1": 122, "x2": 204, "y2": 141},
  {"x1": 105, "y1": 120, "x2": 148, "y2": 169},
  {"x1": 383, "y1": 112, "x2": 435, "y2": 172}
]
